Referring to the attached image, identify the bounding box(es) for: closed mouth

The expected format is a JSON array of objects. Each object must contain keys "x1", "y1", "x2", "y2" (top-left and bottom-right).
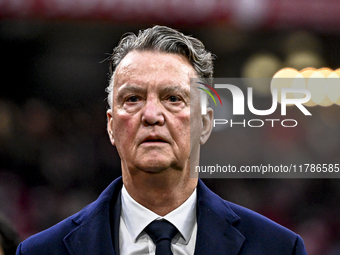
[
  {"x1": 143, "y1": 139, "x2": 167, "y2": 143},
  {"x1": 140, "y1": 136, "x2": 169, "y2": 144}
]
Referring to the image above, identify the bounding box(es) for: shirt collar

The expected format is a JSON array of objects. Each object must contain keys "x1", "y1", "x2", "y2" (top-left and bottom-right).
[{"x1": 121, "y1": 185, "x2": 197, "y2": 244}]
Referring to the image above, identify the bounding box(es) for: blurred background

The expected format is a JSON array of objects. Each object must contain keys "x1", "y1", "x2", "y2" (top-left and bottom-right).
[{"x1": 0, "y1": 0, "x2": 340, "y2": 254}]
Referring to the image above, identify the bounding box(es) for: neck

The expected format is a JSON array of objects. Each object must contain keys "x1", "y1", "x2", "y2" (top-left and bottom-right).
[{"x1": 122, "y1": 168, "x2": 197, "y2": 216}]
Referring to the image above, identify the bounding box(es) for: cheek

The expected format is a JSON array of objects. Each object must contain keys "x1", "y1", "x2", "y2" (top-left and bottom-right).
[
  {"x1": 112, "y1": 113, "x2": 138, "y2": 142},
  {"x1": 188, "y1": 109, "x2": 203, "y2": 146},
  {"x1": 174, "y1": 112, "x2": 192, "y2": 144}
]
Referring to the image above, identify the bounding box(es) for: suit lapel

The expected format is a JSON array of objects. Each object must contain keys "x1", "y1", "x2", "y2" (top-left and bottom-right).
[
  {"x1": 63, "y1": 201, "x2": 115, "y2": 255},
  {"x1": 63, "y1": 177, "x2": 123, "y2": 255},
  {"x1": 194, "y1": 180, "x2": 245, "y2": 255}
]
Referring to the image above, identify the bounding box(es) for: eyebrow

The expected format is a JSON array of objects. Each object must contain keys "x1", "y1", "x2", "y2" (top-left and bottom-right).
[
  {"x1": 117, "y1": 85, "x2": 146, "y2": 95},
  {"x1": 162, "y1": 86, "x2": 190, "y2": 98},
  {"x1": 117, "y1": 85, "x2": 190, "y2": 97}
]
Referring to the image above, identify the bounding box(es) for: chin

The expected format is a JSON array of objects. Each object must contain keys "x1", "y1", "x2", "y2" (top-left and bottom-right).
[
  {"x1": 136, "y1": 159, "x2": 175, "y2": 173},
  {"x1": 139, "y1": 163, "x2": 170, "y2": 173}
]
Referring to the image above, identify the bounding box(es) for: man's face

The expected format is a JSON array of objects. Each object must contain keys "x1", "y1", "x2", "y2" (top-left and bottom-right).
[{"x1": 107, "y1": 50, "x2": 211, "y2": 175}]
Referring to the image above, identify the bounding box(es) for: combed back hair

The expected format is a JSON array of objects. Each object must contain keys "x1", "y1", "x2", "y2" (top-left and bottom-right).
[{"x1": 106, "y1": 25, "x2": 214, "y2": 108}]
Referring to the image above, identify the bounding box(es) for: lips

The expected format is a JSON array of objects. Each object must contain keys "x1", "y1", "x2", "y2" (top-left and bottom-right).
[
  {"x1": 143, "y1": 139, "x2": 167, "y2": 143},
  {"x1": 140, "y1": 135, "x2": 169, "y2": 145}
]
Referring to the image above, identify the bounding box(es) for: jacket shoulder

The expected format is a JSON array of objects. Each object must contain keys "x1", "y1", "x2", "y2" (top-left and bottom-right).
[
  {"x1": 228, "y1": 201, "x2": 293, "y2": 234},
  {"x1": 197, "y1": 180, "x2": 306, "y2": 254},
  {"x1": 226, "y1": 201, "x2": 306, "y2": 254},
  {"x1": 17, "y1": 177, "x2": 123, "y2": 255},
  {"x1": 18, "y1": 198, "x2": 109, "y2": 254},
  {"x1": 17, "y1": 216, "x2": 77, "y2": 255}
]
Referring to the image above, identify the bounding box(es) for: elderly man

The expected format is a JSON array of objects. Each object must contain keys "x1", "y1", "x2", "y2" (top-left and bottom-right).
[{"x1": 16, "y1": 25, "x2": 307, "y2": 255}]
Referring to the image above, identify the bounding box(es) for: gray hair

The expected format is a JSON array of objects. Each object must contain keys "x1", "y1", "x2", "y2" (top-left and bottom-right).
[{"x1": 106, "y1": 25, "x2": 214, "y2": 108}]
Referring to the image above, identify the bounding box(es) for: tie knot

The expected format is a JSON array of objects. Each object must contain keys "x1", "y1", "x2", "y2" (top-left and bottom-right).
[{"x1": 144, "y1": 220, "x2": 178, "y2": 244}]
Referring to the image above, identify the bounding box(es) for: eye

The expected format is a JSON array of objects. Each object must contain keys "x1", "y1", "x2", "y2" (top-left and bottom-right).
[
  {"x1": 168, "y1": 95, "x2": 181, "y2": 102},
  {"x1": 126, "y1": 95, "x2": 139, "y2": 103}
]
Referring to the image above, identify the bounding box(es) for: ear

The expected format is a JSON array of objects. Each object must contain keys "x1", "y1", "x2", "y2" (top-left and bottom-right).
[
  {"x1": 200, "y1": 107, "x2": 213, "y2": 145},
  {"x1": 106, "y1": 109, "x2": 115, "y2": 146}
]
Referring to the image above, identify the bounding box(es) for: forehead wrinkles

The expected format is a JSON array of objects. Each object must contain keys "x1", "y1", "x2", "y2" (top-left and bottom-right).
[{"x1": 114, "y1": 52, "x2": 196, "y2": 92}]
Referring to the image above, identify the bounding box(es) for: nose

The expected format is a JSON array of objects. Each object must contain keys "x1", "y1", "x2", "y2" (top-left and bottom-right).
[{"x1": 141, "y1": 99, "x2": 165, "y2": 126}]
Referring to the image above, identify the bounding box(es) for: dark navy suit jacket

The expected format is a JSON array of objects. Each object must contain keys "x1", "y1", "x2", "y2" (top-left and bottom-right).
[{"x1": 16, "y1": 177, "x2": 307, "y2": 254}]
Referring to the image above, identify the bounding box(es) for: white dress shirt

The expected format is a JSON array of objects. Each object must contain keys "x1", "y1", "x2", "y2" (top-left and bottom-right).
[{"x1": 119, "y1": 185, "x2": 197, "y2": 255}]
